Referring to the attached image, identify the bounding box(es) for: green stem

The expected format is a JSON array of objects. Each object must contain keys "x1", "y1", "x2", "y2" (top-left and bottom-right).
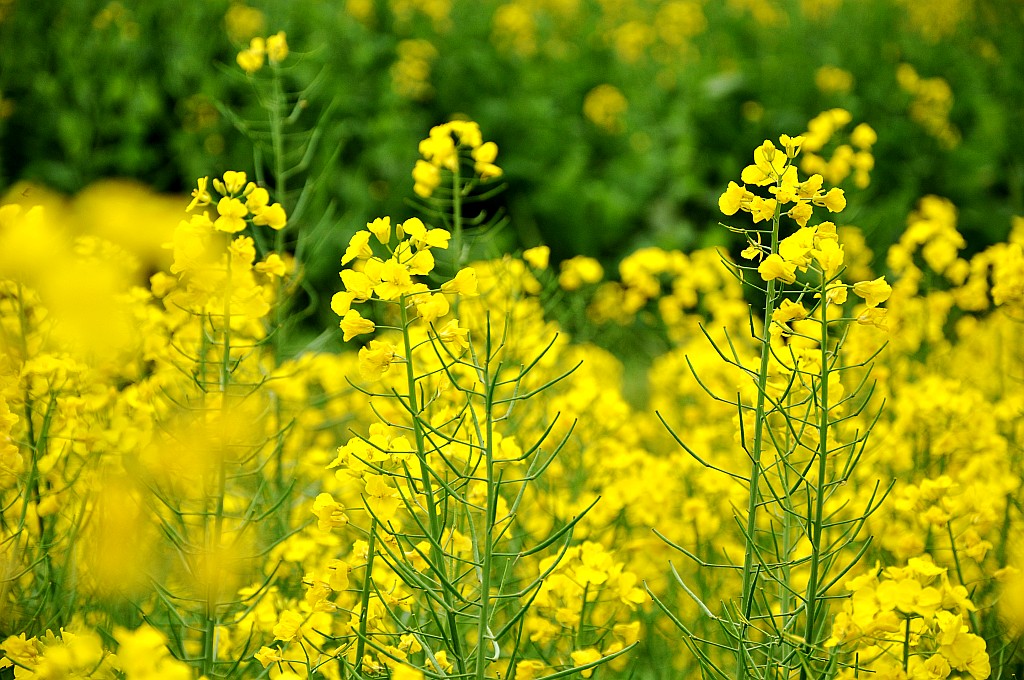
[
  {"x1": 452, "y1": 161, "x2": 464, "y2": 271},
  {"x1": 202, "y1": 252, "x2": 233, "y2": 677},
  {"x1": 801, "y1": 267, "x2": 831, "y2": 671},
  {"x1": 269, "y1": 64, "x2": 288, "y2": 358},
  {"x1": 354, "y1": 520, "x2": 378, "y2": 677},
  {"x1": 474, "y1": 357, "x2": 496, "y2": 680},
  {"x1": 735, "y1": 200, "x2": 783, "y2": 680},
  {"x1": 946, "y1": 522, "x2": 982, "y2": 634},
  {"x1": 399, "y1": 296, "x2": 466, "y2": 673}
]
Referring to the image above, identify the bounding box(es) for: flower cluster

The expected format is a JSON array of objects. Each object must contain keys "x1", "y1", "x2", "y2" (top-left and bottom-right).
[
  {"x1": 799, "y1": 108, "x2": 877, "y2": 188},
  {"x1": 186, "y1": 170, "x2": 287, "y2": 233},
  {"x1": 721, "y1": 136, "x2": 891, "y2": 330},
  {"x1": 332, "y1": 214, "x2": 476, "y2": 379},
  {"x1": 827, "y1": 558, "x2": 989, "y2": 680},
  {"x1": 897, "y1": 63, "x2": 960, "y2": 149},
  {"x1": 236, "y1": 30, "x2": 289, "y2": 74},
  {"x1": 411, "y1": 120, "x2": 502, "y2": 198}
]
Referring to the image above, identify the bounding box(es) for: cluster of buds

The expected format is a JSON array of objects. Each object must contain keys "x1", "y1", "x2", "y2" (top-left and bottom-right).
[{"x1": 412, "y1": 120, "x2": 502, "y2": 198}]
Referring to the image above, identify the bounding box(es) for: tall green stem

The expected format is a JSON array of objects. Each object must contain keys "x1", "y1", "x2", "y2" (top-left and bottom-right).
[
  {"x1": 202, "y1": 251, "x2": 233, "y2": 677},
  {"x1": 354, "y1": 520, "x2": 378, "y2": 677},
  {"x1": 801, "y1": 267, "x2": 831, "y2": 672},
  {"x1": 399, "y1": 296, "x2": 466, "y2": 673},
  {"x1": 269, "y1": 65, "x2": 288, "y2": 358},
  {"x1": 735, "y1": 200, "x2": 783, "y2": 680},
  {"x1": 474, "y1": 356, "x2": 496, "y2": 680},
  {"x1": 451, "y1": 162, "x2": 464, "y2": 271}
]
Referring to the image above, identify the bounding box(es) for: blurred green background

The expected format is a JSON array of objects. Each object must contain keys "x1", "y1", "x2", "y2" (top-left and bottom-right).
[{"x1": 1, "y1": 0, "x2": 1022, "y2": 295}]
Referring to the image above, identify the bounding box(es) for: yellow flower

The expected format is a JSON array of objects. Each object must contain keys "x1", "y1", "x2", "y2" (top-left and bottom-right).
[
  {"x1": 812, "y1": 238, "x2": 844, "y2": 278},
  {"x1": 516, "y1": 660, "x2": 549, "y2": 680},
  {"x1": 222, "y1": 170, "x2": 248, "y2": 194},
  {"x1": 779, "y1": 226, "x2": 816, "y2": 269},
  {"x1": 412, "y1": 160, "x2": 441, "y2": 198},
  {"x1": 341, "y1": 269, "x2": 376, "y2": 302},
  {"x1": 857, "y1": 307, "x2": 887, "y2": 330},
  {"x1": 852, "y1": 276, "x2": 892, "y2": 307},
  {"x1": 718, "y1": 181, "x2": 750, "y2": 216},
  {"x1": 245, "y1": 186, "x2": 270, "y2": 212},
  {"x1": 415, "y1": 293, "x2": 450, "y2": 324},
  {"x1": 757, "y1": 254, "x2": 797, "y2": 284},
  {"x1": 214, "y1": 197, "x2": 248, "y2": 233},
  {"x1": 358, "y1": 340, "x2": 398, "y2": 380},
  {"x1": 253, "y1": 203, "x2": 287, "y2": 230},
  {"x1": 779, "y1": 133, "x2": 805, "y2": 157},
  {"x1": 327, "y1": 559, "x2": 350, "y2": 591},
  {"x1": 372, "y1": 258, "x2": 415, "y2": 300},
  {"x1": 391, "y1": 664, "x2": 424, "y2": 680},
  {"x1": 272, "y1": 610, "x2": 304, "y2": 642},
  {"x1": 312, "y1": 492, "x2": 349, "y2": 530},
  {"x1": 741, "y1": 140, "x2": 788, "y2": 186},
  {"x1": 788, "y1": 201, "x2": 813, "y2": 227},
  {"x1": 570, "y1": 648, "x2": 604, "y2": 678},
  {"x1": 255, "y1": 253, "x2": 288, "y2": 277},
  {"x1": 186, "y1": 176, "x2": 212, "y2": 211},
  {"x1": 367, "y1": 216, "x2": 391, "y2": 244},
  {"x1": 472, "y1": 141, "x2": 502, "y2": 180},
  {"x1": 340, "y1": 309, "x2": 375, "y2": 341},
  {"x1": 851, "y1": 123, "x2": 877, "y2": 149},
  {"x1": 441, "y1": 267, "x2": 479, "y2": 296},
  {"x1": 364, "y1": 474, "x2": 402, "y2": 521},
  {"x1": 342, "y1": 231, "x2": 375, "y2": 265},
  {"x1": 331, "y1": 291, "x2": 357, "y2": 316},
  {"x1": 402, "y1": 217, "x2": 450, "y2": 250},
  {"x1": 773, "y1": 299, "x2": 807, "y2": 325},
  {"x1": 237, "y1": 38, "x2": 265, "y2": 74},
  {"x1": 749, "y1": 196, "x2": 777, "y2": 223},
  {"x1": 266, "y1": 31, "x2": 288, "y2": 64},
  {"x1": 559, "y1": 256, "x2": 604, "y2": 290},
  {"x1": 436, "y1": 319, "x2": 469, "y2": 352},
  {"x1": 814, "y1": 187, "x2": 847, "y2": 213},
  {"x1": 254, "y1": 646, "x2": 283, "y2": 668},
  {"x1": 583, "y1": 84, "x2": 628, "y2": 134},
  {"x1": 523, "y1": 245, "x2": 550, "y2": 269}
]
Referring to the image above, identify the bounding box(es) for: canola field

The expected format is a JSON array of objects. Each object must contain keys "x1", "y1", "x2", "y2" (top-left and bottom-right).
[{"x1": 0, "y1": 1, "x2": 1023, "y2": 679}]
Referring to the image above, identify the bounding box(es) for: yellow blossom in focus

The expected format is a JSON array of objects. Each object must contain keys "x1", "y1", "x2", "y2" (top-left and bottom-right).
[
  {"x1": 367, "y1": 216, "x2": 391, "y2": 244},
  {"x1": 342, "y1": 231, "x2": 375, "y2": 265},
  {"x1": 441, "y1": 267, "x2": 479, "y2": 296},
  {"x1": 758, "y1": 254, "x2": 797, "y2": 284},
  {"x1": 186, "y1": 176, "x2": 212, "y2": 211},
  {"x1": 853, "y1": 276, "x2": 892, "y2": 307},
  {"x1": 214, "y1": 197, "x2": 248, "y2": 233},
  {"x1": 253, "y1": 203, "x2": 287, "y2": 230},
  {"x1": 340, "y1": 309, "x2": 375, "y2": 341}
]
